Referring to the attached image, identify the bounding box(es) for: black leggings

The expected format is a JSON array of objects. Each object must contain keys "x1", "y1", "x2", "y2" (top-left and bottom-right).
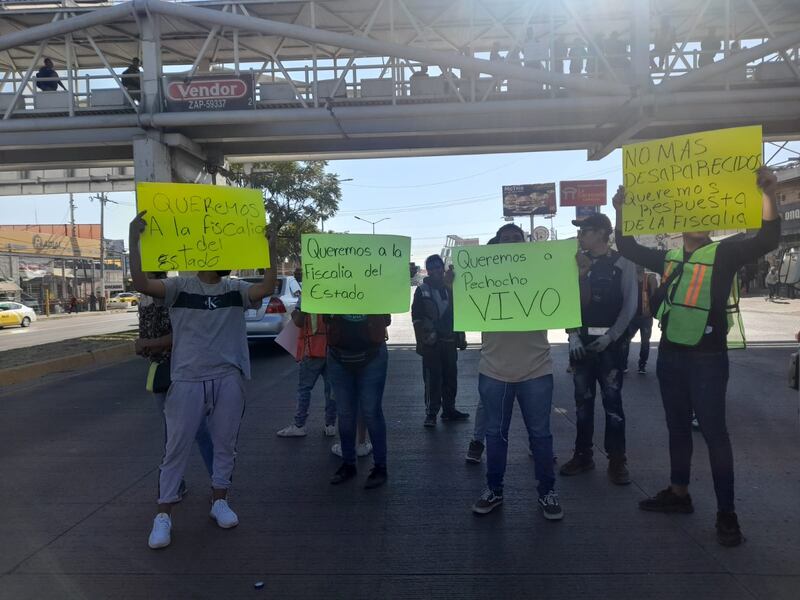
[{"x1": 656, "y1": 345, "x2": 734, "y2": 512}]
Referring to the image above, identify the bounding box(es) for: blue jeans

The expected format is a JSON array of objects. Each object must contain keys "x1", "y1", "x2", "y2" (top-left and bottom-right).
[
  {"x1": 480, "y1": 373, "x2": 555, "y2": 498},
  {"x1": 622, "y1": 315, "x2": 653, "y2": 369},
  {"x1": 327, "y1": 345, "x2": 388, "y2": 466},
  {"x1": 572, "y1": 340, "x2": 626, "y2": 456},
  {"x1": 657, "y1": 346, "x2": 734, "y2": 511},
  {"x1": 155, "y1": 392, "x2": 214, "y2": 477},
  {"x1": 294, "y1": 356, "x2": 336, "y2": 428}
]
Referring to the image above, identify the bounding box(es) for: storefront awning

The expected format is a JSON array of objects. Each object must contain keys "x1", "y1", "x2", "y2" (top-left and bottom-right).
[{"x1": 0, "y1": 281, "x2": 22, "y2": 293}]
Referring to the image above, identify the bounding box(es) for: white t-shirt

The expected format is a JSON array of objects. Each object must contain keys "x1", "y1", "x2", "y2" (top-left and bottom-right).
[
  {"x1": 479, "y1": 331, "x2": 553, "y2": 383},
  {"x1": 287, "y1": 278, "x2": 302, "y2": 298},
  {"x1": 163, "y1": 276, "x2": 257, "y2": 381}
]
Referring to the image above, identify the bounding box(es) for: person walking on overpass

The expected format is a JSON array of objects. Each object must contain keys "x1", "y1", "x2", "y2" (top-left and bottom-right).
[
  {"x1": 35, "y1": 58, "x2": 67, "y2": 92},
  {"x1": 413, "y1": 254, "x2": 469, "y2": 428},
  {"x1": 560, "y1": 212, "x2": 638, "y2": 485},
  {"x1": 470, "y1": 223, "x2": 565, "y2": 521},
  {"x1": 121, "y1": 57, "x2": 142, "y2": 101},
  {"x1": 613, "y1": 168, "x2": 780, "y2": 547},
  {"x1": 129, "y1": 211, "x2": 276, "y2": 550}
]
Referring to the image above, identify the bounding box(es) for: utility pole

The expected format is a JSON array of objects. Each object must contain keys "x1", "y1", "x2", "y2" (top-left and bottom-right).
[
  {"x1": 69, "y1": 193, "x2": 76, "y2": 238},
  {"x1": 69, "y1": 193, "x2": 77, "y2": 298},
  {"x1": 90, "y1": 193, "x2": 118, "y2": 308}
]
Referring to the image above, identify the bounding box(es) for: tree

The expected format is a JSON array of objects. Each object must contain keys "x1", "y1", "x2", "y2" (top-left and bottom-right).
[
  {"x1": 276, "y1": 220, "x2": 320, "y2": 265},
  {"x1": 228, "y1": 161, "x2": 342, "y2": 262}
]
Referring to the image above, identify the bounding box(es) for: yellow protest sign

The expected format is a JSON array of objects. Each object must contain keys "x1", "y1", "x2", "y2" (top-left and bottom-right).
[
  {"x1": 300, "y1": 233, "x2": 411, "y2": 314},
  {"x1": 136, "y1": 183, "x2": 269, "y2": 271},
  {"x1": 453, "y1": 240, "x2": 582, "y2": 332},
  {"x1": 621, "y1": 125, "x2": 763, "y2": 235}
]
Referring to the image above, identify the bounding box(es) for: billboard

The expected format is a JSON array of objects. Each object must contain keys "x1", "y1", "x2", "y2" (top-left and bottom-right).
[
  {"x1": 163, "y1": 73, "x2": 255, "y2": 112},
  {"x1": 559, "y1": 179, "x2": 607, "y2": 207},
  {"x1": 0, "y1": 230, "x2": 101, "y2": 258},
  {"x1": 502, "y1": 183, "x2": 556, "y2": 216}
]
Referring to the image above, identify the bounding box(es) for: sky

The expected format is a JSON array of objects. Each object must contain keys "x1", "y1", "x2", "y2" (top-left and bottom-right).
[
  {"x1": 0, "y1": 148, "x2": 624, "y2": 264},
  {"x1": 1, "y1": 142, "x2": 797, "y2": 265}
]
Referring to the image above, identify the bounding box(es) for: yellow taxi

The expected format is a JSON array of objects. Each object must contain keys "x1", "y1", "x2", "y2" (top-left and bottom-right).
[{"x1": 0, "y1": 301, "x2": 37, "y2": 328}]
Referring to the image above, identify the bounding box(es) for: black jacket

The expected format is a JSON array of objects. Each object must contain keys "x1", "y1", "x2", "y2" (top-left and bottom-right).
[{"x1": 411, "y1": 279, "x2": 464, "y2": 354}]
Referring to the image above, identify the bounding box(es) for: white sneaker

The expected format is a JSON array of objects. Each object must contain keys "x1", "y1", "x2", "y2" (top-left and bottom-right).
[
  {"x1": 148, "y1": 513, "x2": 172, "y2": 549},
  {"x1": 330, "y1": 441, "x2": 373, "y2": 457},
  {"x1": 276, "y1": 424, "x2": 307, "y2": 437},
  {"x1": 324, "y1": 424, "x2": 337, "y2": 437},
  {"x1": 357, "y1": 441, "x2": 373, "y2": 457},
  {"x1": 210, "y1": 499, "x2": 239, "y2": 529}
]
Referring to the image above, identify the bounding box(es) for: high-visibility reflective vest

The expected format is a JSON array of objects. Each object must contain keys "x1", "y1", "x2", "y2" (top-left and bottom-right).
[
  {"x1": 656, "y1": 243, "x2": 745, "y2": 349},
  {"x1": 295, "y1": 313, "x2": 328, "y2": 360}
]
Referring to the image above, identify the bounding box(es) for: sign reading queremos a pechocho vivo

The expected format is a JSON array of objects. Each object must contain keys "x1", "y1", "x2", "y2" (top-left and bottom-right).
[{"x1": 163, "y1": 74, "x2": 254, "y2": 112}]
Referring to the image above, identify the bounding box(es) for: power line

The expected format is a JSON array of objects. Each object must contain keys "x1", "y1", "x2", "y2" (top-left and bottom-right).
[
  {"x1": 340, "y1": 157, "x2": 527, "y2": 189},
  {"x1": 337, "y1": 192, "x2": 496, "y2": 216}
]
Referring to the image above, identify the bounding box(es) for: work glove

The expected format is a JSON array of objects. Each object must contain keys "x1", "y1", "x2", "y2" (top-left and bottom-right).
[
  {"x1": 568, "y1": 332, "x2": 586, "y2": 361},
  {"x1": 586, "y1": 334, "x2": 611, "y2": 354}
]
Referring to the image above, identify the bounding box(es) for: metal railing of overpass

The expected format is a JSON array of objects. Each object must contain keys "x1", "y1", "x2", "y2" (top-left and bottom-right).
[{"x1": 0, "y1": 0, "x2": 799, "y2": 191}]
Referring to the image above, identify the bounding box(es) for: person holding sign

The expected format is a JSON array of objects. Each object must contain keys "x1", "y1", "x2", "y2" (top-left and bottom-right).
[
  {"x1": 560, "y1": 213, "x2": 638, "y2": 486},
  {"x1": 412, "y1": 255, "x2": 469, "y2": 428},
  {"x1": 470, "y1": 224, "x2": 563, "y2": 520},
  {"x1": 129, "y1": 211, "x2": 276, "y2": 550},
  {"x1": 614, "y1": 167, "x2": 780, "y2": 547},
  {"x1": 326, "y1": 314, "x2": 391, "y2": 489}
]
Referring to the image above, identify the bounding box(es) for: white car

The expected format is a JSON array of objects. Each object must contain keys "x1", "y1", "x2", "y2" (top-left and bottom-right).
[
  {"x1": 0, "y1": 301, "x2": 37, "y2": 328},
  {"x1": 243, "y1": 275, "x2": 300, "y2": 341}
]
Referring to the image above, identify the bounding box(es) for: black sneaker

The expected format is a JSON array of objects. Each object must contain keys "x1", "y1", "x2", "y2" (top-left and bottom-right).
[
  {"x1": 607, "y1": 454, "x2": 631, "y2": 485},
  {"x1": 441, "y1": 409, "x2": 470, "y2": 422},
  {"x1": 538, "y1": 490, "x2": 564, "y2": 521},
  {"x1": 423, "y1": 414, "x2": 436, "y2": 428},
  {"x1": 472, "y1": 488, "x2": 503, "y2": 514},
  {"x1": 330, "y1": 463, "x2": 357, "y2": 485},
  {"x1": 465, "y1": 440, "x2": 484, "y2": 464},
  {"x1": 638, "y1": 487, "x2": 694, "y2": 513},
  {"x1": 716, "y1": 511, "x2": 744, "y2": 547},
  {"x1": 637, "y1": 365, "x2": 646, "y2": 374},
  {"x1": 559, "y1": 452, "x2": 595, "y2": 476},
  {"x1": 364, "y1": 465, "x2": 388, "y2": 489}
]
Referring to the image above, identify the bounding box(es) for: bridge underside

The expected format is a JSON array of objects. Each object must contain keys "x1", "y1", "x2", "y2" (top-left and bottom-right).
[{"x1": 0, "y1": 0, "x2": 799, "y2": 193}]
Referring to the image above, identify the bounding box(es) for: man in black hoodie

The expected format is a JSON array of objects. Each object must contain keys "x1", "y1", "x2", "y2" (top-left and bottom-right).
[{"x1": 412, "y1": 254, "x2": 469, "y2": 428}]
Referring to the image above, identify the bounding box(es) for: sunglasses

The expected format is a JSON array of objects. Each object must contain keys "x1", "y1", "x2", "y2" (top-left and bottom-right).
[{"x1": 578, "y1": 228, "x2": 598, "y2": 236}]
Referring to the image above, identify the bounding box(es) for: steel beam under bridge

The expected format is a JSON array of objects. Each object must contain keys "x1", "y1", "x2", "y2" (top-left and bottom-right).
[{"x1": 0, "y1": 0, "x2": 799, "y2": 185}]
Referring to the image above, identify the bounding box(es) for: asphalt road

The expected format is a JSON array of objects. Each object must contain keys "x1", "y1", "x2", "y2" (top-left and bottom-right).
[
  {"x1": 1, "y1": 323, "x2": 798, "y2": 598},
  {"x1": 0, "y1": 310, "x2": 139, "y2": 352},
  {"x1": 2, "y1": 294, "x2": 797, "y2": 355}
]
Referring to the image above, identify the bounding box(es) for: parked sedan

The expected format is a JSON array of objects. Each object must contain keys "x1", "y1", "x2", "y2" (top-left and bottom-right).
[
  {"x1": 0, "y1": 301, "x2": 37, "y2": 328},
  {"x1": 243, "y1": 275, "x2": 300, "y2": 341}
]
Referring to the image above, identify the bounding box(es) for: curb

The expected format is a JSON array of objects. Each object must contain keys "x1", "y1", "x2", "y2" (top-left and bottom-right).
[{"x1": 0, "y1": 342, "x2": 135, "y2": 387}]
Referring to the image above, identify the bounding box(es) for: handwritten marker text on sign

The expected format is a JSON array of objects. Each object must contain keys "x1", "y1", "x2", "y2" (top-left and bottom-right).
[
  {"x1": 136, "y1": 183, "x2": 269, "y2": 271},
  {"x1": 300, "y1": 233, "x2": 411, "y2": 314},
  {"x1": 621, "y1": 125, "x2": 763, "y2": 235},
  {"x1": 452, "y1": 240, "x2": 582, "y2": 332}
]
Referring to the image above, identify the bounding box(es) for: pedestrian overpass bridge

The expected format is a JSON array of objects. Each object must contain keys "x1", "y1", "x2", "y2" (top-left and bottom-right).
[{"x1": 0, "y1": 0, "x2": 798, "y2": 194}]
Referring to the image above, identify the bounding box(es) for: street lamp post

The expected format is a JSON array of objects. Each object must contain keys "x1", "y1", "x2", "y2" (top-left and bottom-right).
[{"x1": 354, "y1": 216, "x2": 390, "y2": 234}]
